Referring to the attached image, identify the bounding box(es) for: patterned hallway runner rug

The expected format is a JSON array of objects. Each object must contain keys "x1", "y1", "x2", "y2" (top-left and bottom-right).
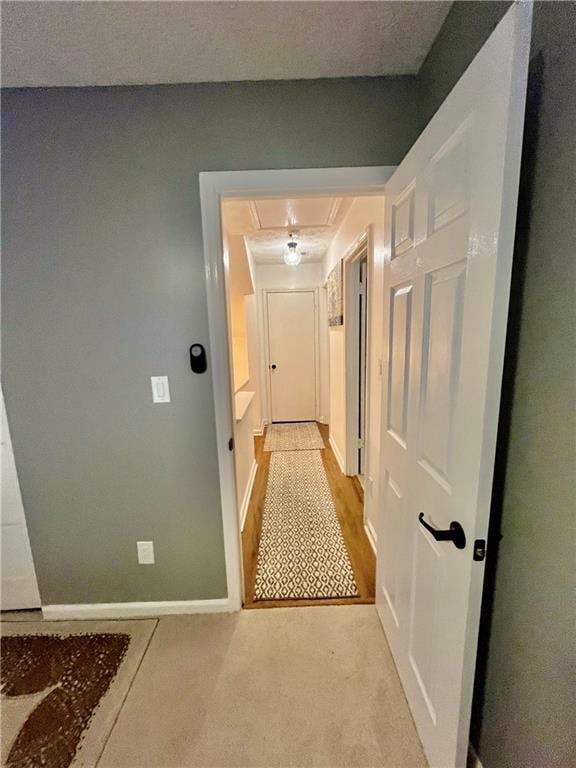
[
  {"x1": 263, "y1": 421, "x2": 325, "y2": 452},
  {"x1": 254, "y1": 450, "x2": 359, "y2": 600},
  {"x1": 0, "y1": 619, "x2": 156, "y2": 768}
]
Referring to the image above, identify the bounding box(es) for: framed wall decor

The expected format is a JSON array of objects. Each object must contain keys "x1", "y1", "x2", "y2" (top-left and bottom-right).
[{"x1": 326, "y1": 259, "x2": 343, "y2": 327}]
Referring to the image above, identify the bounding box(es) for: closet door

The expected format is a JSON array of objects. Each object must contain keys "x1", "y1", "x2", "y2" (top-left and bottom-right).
[{"x1": 1, "y1": 392, "x2": 41, "y2": 610}]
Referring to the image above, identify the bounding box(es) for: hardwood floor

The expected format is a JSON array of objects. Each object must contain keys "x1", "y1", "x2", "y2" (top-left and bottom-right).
[{"x1": 242, "y1": 423, "x2": 376, "y2": 609}]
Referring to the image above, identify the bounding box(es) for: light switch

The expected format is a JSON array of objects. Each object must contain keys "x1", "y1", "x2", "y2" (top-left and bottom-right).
[
  {"x1": 137, "y1": 541, "x2": 155, "y2": 565},
  {"x1": 151, "y1": 376, "x2": 170, "y2": 403}
]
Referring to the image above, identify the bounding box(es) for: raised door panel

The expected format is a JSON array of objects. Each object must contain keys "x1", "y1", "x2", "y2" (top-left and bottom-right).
[
  {"x1": 391, "y1": 184, "x2": 415, "y2": 259},
  {"x1": 427, "y1": 123, "x2": 470, "y2": 235},
  {"x1": 380, "y1": 472, "x2": 403, "y2": 627},
  {"x1": 387, "y1": 284, "x2": 413, "y2": 447},
  {"x1": 418, "y1": 262, "x2": 466, "y2": 490},
  {"x1": 407, "y1": 524, "x2": 445, "y2": 726}
]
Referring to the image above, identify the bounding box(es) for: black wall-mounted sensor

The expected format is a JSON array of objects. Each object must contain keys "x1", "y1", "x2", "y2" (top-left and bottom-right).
[{"x1": 190, "y1": 343, "x2": 207, "y2": 374}]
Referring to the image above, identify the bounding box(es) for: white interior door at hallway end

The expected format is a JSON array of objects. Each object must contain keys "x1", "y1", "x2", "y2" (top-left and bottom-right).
[
  {"x1": 267, "y1": 291, "x2": 317, "y2": 422},
  {"x1": 376, "y1": 5, "x2": 531, "y2": 768}
]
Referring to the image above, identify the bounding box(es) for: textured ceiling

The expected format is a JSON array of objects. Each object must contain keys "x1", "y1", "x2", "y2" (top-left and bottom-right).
[
  {"x1": 2, "y1": 1, "x2": 452, "y2": 88},
  {"x1": 247, "y1": 227, "x2": 336, "y2": 265},
  {"x1": 223, "y1": 197, "x2": 353, "y2": 264}
]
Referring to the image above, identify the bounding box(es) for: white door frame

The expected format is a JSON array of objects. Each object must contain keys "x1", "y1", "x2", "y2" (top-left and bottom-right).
[
  {"x1": 262, "y1": 287, "x2": 321, "y2": 424},
  {"x1": 199, "y1": 167, "x2": 395, "y2": 611},
  {"x1": 343, "y1": 226, "x2": 372, "y2": 476}
]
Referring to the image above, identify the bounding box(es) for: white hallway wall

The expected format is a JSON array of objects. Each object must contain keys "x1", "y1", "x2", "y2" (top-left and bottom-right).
[
  {"x1": 225, "y1": 234, "x2": 258, "y2": 528},
  {"x1": 244, "y1": 294, "x2": 263, "y2": 434},
  {"x1": 324, "y1": 196, "x2": 386, "y2": 543},
  {"x1": 253, "y1": 263, "x2": 329, "y2": 426}
]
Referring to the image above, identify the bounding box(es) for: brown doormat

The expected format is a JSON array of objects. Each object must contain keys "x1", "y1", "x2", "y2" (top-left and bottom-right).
[{"x1": 0, "y1": 619, "x2": 156, "y2": 768}]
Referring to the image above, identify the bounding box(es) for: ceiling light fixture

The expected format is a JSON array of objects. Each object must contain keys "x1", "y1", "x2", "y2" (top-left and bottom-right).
[{"x1": 284, "y1": 240, "x2": 301, "y2": 266}]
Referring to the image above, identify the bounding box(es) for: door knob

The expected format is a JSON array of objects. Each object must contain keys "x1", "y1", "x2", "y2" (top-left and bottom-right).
[
  {"x1": 270, "y1": 364, "x2": 277, "y2": 370},
  {"x1": 418, "y1": 513, "x2": 466, "y2": 549}
]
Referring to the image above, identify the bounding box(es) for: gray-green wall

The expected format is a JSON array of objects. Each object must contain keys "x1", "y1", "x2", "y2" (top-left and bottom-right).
[
  {"x1": 1, "y1": 77, "x2": 418, "y2": 604},
  {"x1": 417, "y1": 1, "x2": 513, "y2": 127},
  {"x1": 417, "y1": 3, "x2": 576, "y2": 767}
]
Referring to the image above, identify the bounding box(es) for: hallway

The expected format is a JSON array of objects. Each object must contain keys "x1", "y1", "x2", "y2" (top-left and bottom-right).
[{"x1": 242, "y1": 424, "x2": 376, "y2": 609}]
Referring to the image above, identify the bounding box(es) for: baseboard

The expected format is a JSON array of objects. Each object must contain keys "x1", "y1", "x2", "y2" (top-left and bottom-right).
[
  {"x1": 253, "y1": 420, "x2": 266, "y2": 436},
  {"x1": 328, "y1": 434, "x2": 346, "y2": 474},
  {"x1": 240, "y1": 459, "x2": 258, "y2": 532},
  {"x1": 364, "y1": 519, "x2": 378, "y2": 555},
  {"x1": 42, "y1": 598, "x2": 231, "y2": 621},
  {"x1": 468, "y1": 744, "x2": 484, "y2": 768}
]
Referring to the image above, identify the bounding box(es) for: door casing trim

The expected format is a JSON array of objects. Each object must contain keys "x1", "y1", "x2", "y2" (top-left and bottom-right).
[{"x1": 343, "y1": 227, "x2": 372, "y2": 477}]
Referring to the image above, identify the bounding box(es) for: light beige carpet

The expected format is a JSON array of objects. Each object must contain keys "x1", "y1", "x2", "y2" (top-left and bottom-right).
[
  {"x1": 254, "y1": 450, "x2": 358, "y2": 600},
  {"x1": 263, "y1": 421, "x2": 325, "y2": 451},
  {"x1": 97, "y1": 606, "x2": 427, "y2": 768},
  {"x1": 0, "y1": 619, "x2": 156, "y2": 768}
]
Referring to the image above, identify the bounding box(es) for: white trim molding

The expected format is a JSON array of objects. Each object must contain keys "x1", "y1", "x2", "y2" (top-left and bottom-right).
[
  {"x1": 240, "y1": 459, "x2": 258, "y2": 532},
  {"x1": 364, "y1": 520, "x2": 378, "y2": 556},
  {"x1": 329, "y1": 433, "x2": 346, "y2": 475},
  {"x1": 199, "y1": 166, "x2": 395, "y2": 614},
  {"x1": 42, "y1": 599, "x2": 231, "y2": 621}
]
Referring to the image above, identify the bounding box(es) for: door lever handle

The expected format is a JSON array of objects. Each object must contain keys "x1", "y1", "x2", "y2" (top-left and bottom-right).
[{"x1": 418, "y1": 513, "x2": 466, "y2": 549}]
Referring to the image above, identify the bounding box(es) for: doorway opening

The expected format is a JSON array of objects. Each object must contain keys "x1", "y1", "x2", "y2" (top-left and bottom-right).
[
  {"x1": 206, "y1": 175, "x2": 393, "y2": 611},
  {"x1": 343, "y1": 236, "x2": 370, "y2": 493}
]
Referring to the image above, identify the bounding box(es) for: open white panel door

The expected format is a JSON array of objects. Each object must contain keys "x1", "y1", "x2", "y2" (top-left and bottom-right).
[
  {"x1": 376, "y1": 5, "x2": 531, "y2": 767},
  {"x1": 1, "y1": 391, "x2": 41, "y2": 610}
]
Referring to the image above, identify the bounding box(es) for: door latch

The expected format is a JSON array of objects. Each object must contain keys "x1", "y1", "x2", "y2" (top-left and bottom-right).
[
  {"x1": 228, "y1": 437, "x2": 234, "y2": 452},
  {"x1": 473, "y1": 539, "x2": 486, "y2": 561}
]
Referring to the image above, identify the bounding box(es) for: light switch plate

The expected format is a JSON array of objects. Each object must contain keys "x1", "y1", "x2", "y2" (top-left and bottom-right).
[
  {"x1": 137, "y1": 541, "x2": 155, "y2": 565},
  {"x1": 151, "y1": 376, "x2": 170, "y2": 403}
]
